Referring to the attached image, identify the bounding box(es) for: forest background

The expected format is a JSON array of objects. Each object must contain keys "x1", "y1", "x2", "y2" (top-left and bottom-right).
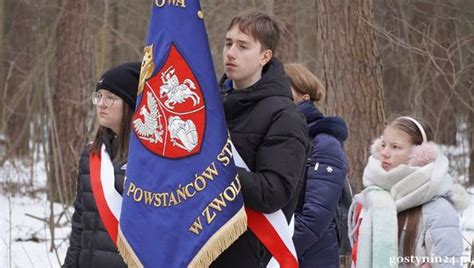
[{"x1": 0, "y1": 0, "x2": 473, "y2": 266}]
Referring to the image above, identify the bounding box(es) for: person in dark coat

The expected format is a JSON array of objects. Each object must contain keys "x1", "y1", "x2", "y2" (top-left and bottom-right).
[
  {"x1": 285, "y1": 63, "x2": 348, "y2": 268},
  {"x1": 63, "y1": 62, "x2": 140, "y2": 268},
  {"x1": 210, "y1": 11, "x2": 309, "y2": 268}
]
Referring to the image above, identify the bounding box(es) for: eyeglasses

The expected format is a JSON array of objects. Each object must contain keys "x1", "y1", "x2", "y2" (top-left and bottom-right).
[{"x1": 92, "y1": 92, "x2": 119, "y2": 107}]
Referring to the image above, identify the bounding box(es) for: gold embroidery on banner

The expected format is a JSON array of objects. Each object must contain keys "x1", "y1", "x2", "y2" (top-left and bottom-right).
[
  {"x1": 154, "y1": 0, "x2": 186, "y2": 8},
  {"x1": 125, "y1": 139, "x2": 234, "y2": 208},
  {"x1": 138, "y1": 45, "x2": 154, "y2": 95},
  {"x1": 120, "y1": 135, "x2": 246, "y2": 267},
  {"x1": 125, "y1": 160, "x2": 220, "y2": 207},
  {"x1": 217, "y1": 137, "x2": 233, "y2": 166},
  {"x1": 188, "y1": 207, "x2": 247, "y2": 268},
  {"x1": 188, "y1": 175, "x2": 242, "y2": 235}
]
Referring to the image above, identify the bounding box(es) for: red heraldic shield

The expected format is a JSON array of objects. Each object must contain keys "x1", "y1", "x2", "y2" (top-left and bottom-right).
[{"x1": 133, "y1": 45, "x2": 205, "y2": 158}]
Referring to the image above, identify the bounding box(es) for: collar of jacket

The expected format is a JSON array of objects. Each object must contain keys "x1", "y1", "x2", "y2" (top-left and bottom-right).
[
  {"x1": 296, "y1": 100, "x2": 348, "y2": 142},
  {"x1": 101, "y1": 129, "x2": 118, "y2": 160},
  {"x1": 219, "y1": 58, "x2": 292, "y2": 119}
]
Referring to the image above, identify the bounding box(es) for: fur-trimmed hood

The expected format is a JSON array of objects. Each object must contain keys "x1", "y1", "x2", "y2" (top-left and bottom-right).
[
  {"x1": 448, "y1": 183, "x2": 470, "y2": 212},
  {"x1": 296, "y1": 100, "x2": 348, "y2": 142}
]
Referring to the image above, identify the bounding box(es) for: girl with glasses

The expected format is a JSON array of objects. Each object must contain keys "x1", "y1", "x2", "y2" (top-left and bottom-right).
[{"x1": 63, "y1": 62, "x2": 140, "y2": 268}]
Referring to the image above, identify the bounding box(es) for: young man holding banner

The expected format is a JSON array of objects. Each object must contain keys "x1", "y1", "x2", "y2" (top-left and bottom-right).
[
  {"x1": 118, "y1": 2, "x2": 250, "y2": 268},
  {"x1": 211, "y1": 11, "x2": 309, "y2": 268}
]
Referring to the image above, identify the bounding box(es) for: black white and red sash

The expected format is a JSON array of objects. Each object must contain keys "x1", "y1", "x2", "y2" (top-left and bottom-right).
[
  {"x1": 231, "y1": 143, "x2": 298, "y2": 268},
  {"x1": 89, "y1": 144, "x2": 122, "y2": 244}
]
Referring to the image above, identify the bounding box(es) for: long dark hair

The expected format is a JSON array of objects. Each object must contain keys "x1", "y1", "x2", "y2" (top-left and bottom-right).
[
  {"x1": 397, "y1": 205, "x2": 422, "y2": 256},
  {"x1": 90, "y1": 103, "x2": 134, "y2": 164},
  {"x1": 390, "y1": 116, "x2": 433, "y2": 256}
]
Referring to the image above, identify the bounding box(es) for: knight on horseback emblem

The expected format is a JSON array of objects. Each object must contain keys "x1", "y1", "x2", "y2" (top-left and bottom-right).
[
  {"x1": 132, "y1": 44, "x2": 206, "y2": 158},
  {"x1": 160, "y1": 66, "x2": 201, "y2": 110}
]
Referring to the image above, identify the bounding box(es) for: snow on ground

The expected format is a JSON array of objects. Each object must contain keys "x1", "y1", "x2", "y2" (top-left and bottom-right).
[
  {"x1": 0, "y1": 120, "x2": 473, "y2": 267},
  {"x1": 1, "y1": 155, "x2": 71, "y2": 268},
  {"x1": 460, "y1": 187, "x2": 474, "y2": 267},
  {"x1": 0, "y1": 194, "x2": 70, "y2": 268},
  {"x1": 440, "y1": 119, "x2": 473, "y2": 266},
  {"x1": 2, "y1": 165, "x2": 473, "y2": 268}
]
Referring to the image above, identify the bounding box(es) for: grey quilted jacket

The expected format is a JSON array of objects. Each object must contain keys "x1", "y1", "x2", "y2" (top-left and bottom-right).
[{"x1": 399, "y1": 197, "x2": 464, "y2": 268}]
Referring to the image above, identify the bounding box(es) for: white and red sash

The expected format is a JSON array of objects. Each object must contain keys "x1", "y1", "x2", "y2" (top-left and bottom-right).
[
  {"x1": 231, "y1": 143, "x2": 298, "y2": 268},
  {"x1": 89, "y1": 144, "x2": 122, "y2": 244},
  {"x1": 89, "y1": 142, "x2": 298, "y2": 266}
]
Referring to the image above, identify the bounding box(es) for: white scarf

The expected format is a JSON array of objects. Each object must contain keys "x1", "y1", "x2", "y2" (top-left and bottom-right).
[{"x1": 350, "y1": 149, "x2": 452, "y2": 268}]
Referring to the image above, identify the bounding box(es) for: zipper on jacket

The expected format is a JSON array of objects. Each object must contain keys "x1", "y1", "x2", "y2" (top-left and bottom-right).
[{"x1": 314, "y1": 162, "x2": 319, "y2": 171}]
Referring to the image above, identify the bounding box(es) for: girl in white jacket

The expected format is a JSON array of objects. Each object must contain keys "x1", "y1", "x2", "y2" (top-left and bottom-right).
[{"x1": 349, "y1": 116, "x2": 469, "y2": 268}]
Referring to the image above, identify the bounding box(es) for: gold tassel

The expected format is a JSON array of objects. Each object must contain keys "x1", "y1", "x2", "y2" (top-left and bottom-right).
[
  {"x1": 117, "y1": 207, "x2": 247, "y2": 268},
  {"x1": 117, "y1": 227, "x2": 144, "y2": 268},
  {"x1": 188, "y1": 206, "x2": 248, "y2": 268}
]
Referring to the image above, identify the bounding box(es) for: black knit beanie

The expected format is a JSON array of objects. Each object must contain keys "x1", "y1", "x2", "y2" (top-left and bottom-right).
[{"x1": 96, "y1": 62, "x2": 141, "y2": 109}]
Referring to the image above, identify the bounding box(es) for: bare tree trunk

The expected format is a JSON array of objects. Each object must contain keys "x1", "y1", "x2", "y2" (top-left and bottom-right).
[
  {"x1": 273, "y1": 0, "x2": 298, "y2": 63},
  {"x1": 469, "y1": 67, "x2": 474, "y2": 186},
  {"x1": 2, "y1": 0, "x2": 35, "y2": 158},
  {"x1": 95, "y1": 0, "x2": 111, "y2": 75},
  {"x1": 104, "y1": 1, "x2": 148, "y2": 67},
  {"x1": 0, "y1": 0, "x2": 4, "y2": 134},
  {"x1": 375, "y1": 1, "x2": 413, "y2": 118},
  {"x1": 295, "y1": 1, "x2": 317, "y2": 70},
  {"x1": 49, "y1": 0, "x2": 94, "y2": 203},
  {"x1": 314, "y1": 0, "x2": 386, "y2": 193}
]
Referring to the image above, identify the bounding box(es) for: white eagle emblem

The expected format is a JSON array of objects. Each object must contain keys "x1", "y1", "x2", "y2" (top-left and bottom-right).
[
  {"x1": 159, "y1": 66, "x2": 201, "y2": 110},
  {"x1": 168, "y1": 116, "x2": 198, "y2": 152},
  {"x1": 133, "y1": 91, "x2": 163, "y2": 144}
]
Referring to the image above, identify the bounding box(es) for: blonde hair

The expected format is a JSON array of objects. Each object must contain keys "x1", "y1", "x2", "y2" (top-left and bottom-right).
[{"x1": 284, "y1": 63, "x2": 325, "y2": 102}]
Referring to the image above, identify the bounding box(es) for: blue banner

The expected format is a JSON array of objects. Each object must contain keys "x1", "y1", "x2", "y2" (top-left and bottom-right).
[{"x1": 118, "y1": 1, "x2": 247, "y2": 267}]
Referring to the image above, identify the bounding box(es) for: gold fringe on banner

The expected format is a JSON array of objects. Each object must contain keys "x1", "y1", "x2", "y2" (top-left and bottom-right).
[
  {"x1": 117, "y1": 206, "x2": 247, "y2": 267},
  {"x1": 188, "y1": 206, "x2": 248, "y2": 268},
  {"x1": 117, "y1": 227, "x2": 144, "y2": 268}
]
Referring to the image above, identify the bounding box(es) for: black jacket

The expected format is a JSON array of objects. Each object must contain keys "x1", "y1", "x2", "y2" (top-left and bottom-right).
[
  {"x1": 211, "y1": 59, "x2": 309, "y2": 267},
  {"x1": 63, "y1": 131, "x2": 127, "y2": 268}
]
